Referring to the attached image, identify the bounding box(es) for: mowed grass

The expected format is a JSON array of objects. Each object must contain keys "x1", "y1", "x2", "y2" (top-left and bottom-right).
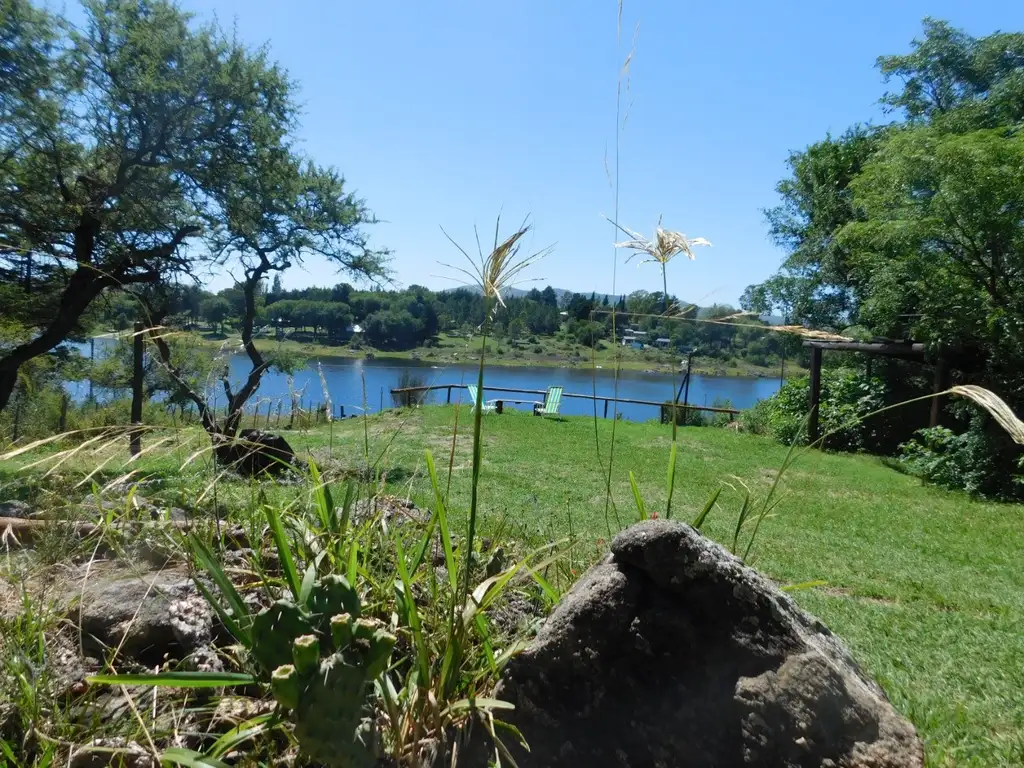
[{"x1": 2, "y1": 405, "x2": 1022, "y2": 765}]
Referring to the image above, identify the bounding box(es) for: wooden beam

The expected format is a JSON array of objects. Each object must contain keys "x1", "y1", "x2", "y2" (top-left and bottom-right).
[
  {"x1": 802, "y1": 341, "x2": 925, "y2": 359},
  {"x1": 808, "y1": 346, "x2": 823, "y2": 445}
]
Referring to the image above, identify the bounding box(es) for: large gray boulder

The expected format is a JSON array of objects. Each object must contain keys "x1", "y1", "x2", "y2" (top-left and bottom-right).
[{"x1": 493, "y1": 520, "x2": 923, "y2": 767}]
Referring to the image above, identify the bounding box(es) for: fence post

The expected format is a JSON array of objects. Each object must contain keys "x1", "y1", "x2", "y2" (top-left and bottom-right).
[
  {"x1": 603, "y1": 399, "x2": 609, "y2": 419},
  {"x1": 447, "y1": 385, "x2": 452, "y2": 404},
  {"x1": 58, "y1": 391, "x2": 69, "y2": 433}
]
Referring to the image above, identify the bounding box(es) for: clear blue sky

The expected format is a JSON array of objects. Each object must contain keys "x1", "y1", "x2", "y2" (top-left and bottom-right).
[{"x1": 179, "y1": 0, "x2": 1024, "y2": 305}]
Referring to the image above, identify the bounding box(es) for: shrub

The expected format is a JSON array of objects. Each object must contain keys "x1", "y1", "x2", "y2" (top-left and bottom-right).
[
  {"x1": 749, "y1": 367, "x2": 885, "y2": 451},
  {"x1": 897, "y1": 408, "x2": 1024, "y2": 499},
  {"x1": 533, "y1": 345, "x2": 543, "y2": 354}
]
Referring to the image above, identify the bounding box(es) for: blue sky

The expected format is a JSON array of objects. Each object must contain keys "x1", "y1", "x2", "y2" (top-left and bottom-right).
[{"x1": 178, "y1": 0, "x2": 1024, "y2": 305}]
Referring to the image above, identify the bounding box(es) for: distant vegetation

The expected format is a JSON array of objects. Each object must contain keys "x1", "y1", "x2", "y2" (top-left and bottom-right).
[{"x1": 89, "y1": 279, "x2": 800, "y2": 366}]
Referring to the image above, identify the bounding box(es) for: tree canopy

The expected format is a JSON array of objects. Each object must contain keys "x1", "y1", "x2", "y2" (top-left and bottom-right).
[
  {"x1": 0, "y1": 0, "x2": 386, "y2": 412},
  {"x1": 744, "y1": 17, "x2": 1024, "y2": 495}
]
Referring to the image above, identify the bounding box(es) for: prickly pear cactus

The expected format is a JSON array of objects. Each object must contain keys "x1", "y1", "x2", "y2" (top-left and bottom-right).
[
  {"x1": 250, "y1": 599, "x2": 314, "y2": 673},
  {"x1": 251, "y1": 576, "x2": 396, "y2": 768}
]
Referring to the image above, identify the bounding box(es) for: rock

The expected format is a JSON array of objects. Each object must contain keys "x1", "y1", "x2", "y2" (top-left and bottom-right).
[
  {"x1": 491, "y1": 520, "x2": 923, "y2": 768},
  {"x1": 0, "y1": 499, "x2": 33, "y2": 519},
  {"x1": 212, "y1": 696, "x2": 275, "y2": 729},
  {"x1": 169, "y1": 595, "x2": 213, "y2": 649},
  {"x1": 212, "y1": 429, "x2": 297, "y2": 476},
  {"x1": 74, "y1": 567, "x2": 210, "y2": 664},
  {"x1": 70, "y1": 738, "x2": 156, "y2": 768},
  {"x1": 349, "y1": 495, "x2": 429, "y2": 528}
]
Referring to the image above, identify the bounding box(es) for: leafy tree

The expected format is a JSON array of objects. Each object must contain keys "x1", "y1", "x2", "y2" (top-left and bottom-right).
[
  {"x1": 0, "y1": 0, "x2": 300, "y2": 412},
  {"x1": 742, "y1": 127, "x2": 881, "y2": 328},
  {"x1": 201, "y1": 296, "x2": 232, "y2": 334},
  {"x1": 746, "y1": 17, "x2": 1024, "y2": 495}
]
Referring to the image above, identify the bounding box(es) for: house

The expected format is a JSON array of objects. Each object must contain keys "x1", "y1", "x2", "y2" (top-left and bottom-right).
[
  {"x1": 655, "y1": 337, "x2": 672, "y2": 348},
  {"x1": 622, "y1": 336, "x2": 644, "y2": 349}
]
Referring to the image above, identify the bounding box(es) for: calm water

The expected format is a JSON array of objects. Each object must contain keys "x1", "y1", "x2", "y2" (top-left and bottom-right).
[{"x1": 69, "y1": 338, "x2": 782, "y2": 422}]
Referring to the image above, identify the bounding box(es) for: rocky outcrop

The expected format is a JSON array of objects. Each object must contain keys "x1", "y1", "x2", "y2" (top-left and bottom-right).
[
  {"x1": 492, "y1": 520, "x2": 923, "y2": 768},
  {"x1": 74, "y1": 567, "x2": 213, "y2": 665}
]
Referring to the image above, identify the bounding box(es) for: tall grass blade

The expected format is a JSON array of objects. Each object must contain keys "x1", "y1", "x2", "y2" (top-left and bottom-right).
[
  {"x1": 692, "y1": 487, "x2": 721, "y2": 530},
  {"x1": 338, "y1": 479, "x2": 356, "y2": 539},
  {"x1": 188, "y1": 533, "x2": 252, "y2": 647},
  {"x1": 308, "y1": 459, "x2": 336, "y2": 534},
  {"x1": 159, "y1": 748, "x2": 231, "y2": 768},
  {"x1": 208, "y1": 713, "x2": 274, "y2": 759},
  {"x1": 425, "y1": 450, "x2": 458, "y2": 589},
  {"x1": 394, "y1": 537, "x2": 431, "y2": 686},
  {"x1": 265, "y1": 503, "x2": 301, "y2": 600},
  {"x1": 88, "y1": 672, "x2": 255, "y2": 688},
  {"x1": 665, "y1": 442, "x2": 678, "y2": 519},
  {"x1": 629, "y1": 471, "x2": 647, "y2": 521}
]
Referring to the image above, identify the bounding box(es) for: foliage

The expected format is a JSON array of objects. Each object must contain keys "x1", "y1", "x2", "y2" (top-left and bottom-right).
[
  {"x1": 744, "y1": 17, "x2": 1024, "y2": 494},
  {"x1": 0, "y1": 0, "x2": 386, "y2": 417},
  {"x1": 897, "y1": 407, "x2": 1024, "y2": 498},
  {"x1": 747, "y1": 367, "x2": 885, "y2": 452}
]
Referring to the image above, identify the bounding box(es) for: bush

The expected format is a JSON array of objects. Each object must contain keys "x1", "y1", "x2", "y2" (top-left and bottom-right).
[
  {"x1": 897, "y1": 408, "x2": 1024, "y2": 499},
  {"x1": 532, "y1": 345, "x2": 543, "y2": 354},
  {"x1": 748, "y1": 367, "x2": 885, "y2": 451}
]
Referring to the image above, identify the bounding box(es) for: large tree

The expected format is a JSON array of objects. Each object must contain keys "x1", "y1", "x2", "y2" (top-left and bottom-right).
[
  {"x1": 745, "y1": 17, "x2": 1024, "y2": 493},
  {"x1": 146, "y1": 150, "x2": 388, "y2": 440},
  {"x1": 0, "y1": 0, "x2": 296, "y2": 411}
]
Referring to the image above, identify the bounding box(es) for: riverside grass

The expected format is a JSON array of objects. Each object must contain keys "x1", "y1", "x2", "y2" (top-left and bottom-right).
[{"x1": 3, "y1": 409, "x2": 1023, "y2": 765}]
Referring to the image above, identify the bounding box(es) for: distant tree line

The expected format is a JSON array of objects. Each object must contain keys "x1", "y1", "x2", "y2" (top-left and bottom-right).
[{"x1": 90, "y1": 279, "x2": 797, "y2": 367}]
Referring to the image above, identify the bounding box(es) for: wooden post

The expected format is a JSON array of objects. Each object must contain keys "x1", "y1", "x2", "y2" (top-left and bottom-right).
[
  {"x1": 88, "y1": 337, "x2": 95, "y2": 404},
  {"x1": 930, "y1": 357, "x2": 947, "y2": 428},
  {"x1": 58, "y1": 391, "x2": 69, "y2": 433},
  {"x1": 603, "y1": 399, "x2": 609, "y2": 418},
  {"x1": 129, "y1": 321, "x2": 144, "y2": 456},
  {"x1": 808, "y1": 346, "x2": 823, "y2": 445},
  {"x1": 446, "y1": 385, "x2": 452, "y2": 404}
]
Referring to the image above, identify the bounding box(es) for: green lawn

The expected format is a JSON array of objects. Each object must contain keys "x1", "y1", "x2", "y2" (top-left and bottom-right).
[{"x1": 2, "y1": 407, "x2": 1022, "y2": 765}]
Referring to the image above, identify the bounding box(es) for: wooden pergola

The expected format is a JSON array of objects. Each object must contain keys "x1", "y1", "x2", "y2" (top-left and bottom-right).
[{"x1": 802, "y1": 340, "x2": 947, "y2": 444}]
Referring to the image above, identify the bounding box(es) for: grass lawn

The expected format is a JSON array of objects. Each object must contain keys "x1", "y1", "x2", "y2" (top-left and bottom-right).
[{"x1": 2, "y1": 407, "x2": 1022, "y2": 765}]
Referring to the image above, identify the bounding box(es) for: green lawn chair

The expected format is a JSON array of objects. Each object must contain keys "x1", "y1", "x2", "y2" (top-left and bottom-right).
[
  {"x1": 533, "y1": 386, "x2": 563, "y2": 417},
  {"x1": 466, "y1": 384, "x2": 496, "y2": 414}
]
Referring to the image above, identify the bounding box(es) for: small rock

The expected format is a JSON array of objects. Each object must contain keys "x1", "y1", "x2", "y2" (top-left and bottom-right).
[
  {"x1": 0, "y1": 499, "x2": 34, "y2": 519},
  {"x1": 70, "y1": 738, "x2": 156, "y2": 768},
  {"x1": 212, "y1": 696, "x2": 275, "y2": 729}
]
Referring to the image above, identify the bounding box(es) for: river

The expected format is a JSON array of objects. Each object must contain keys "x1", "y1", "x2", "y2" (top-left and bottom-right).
[{"x1": 69, "y1": 338, "x2": 782, "y2": 422}]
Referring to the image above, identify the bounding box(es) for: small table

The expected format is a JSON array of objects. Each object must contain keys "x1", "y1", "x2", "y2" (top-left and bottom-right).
[{"x1": 489, "y1": 398, "x2": 542, "y2": 414}]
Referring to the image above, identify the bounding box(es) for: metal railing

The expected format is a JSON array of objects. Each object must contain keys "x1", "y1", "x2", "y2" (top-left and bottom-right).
[{"x1": 389, "y1": 384, "x2": 740, "y2": 420}]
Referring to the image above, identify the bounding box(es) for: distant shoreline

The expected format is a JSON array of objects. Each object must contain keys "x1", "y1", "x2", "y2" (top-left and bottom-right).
[
  {"x1": 87, "y1": 329, "x2": 800, "y2": 380},
  {"x1": 185, "y1": 334, "x2": 800, "y2": 380}
]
